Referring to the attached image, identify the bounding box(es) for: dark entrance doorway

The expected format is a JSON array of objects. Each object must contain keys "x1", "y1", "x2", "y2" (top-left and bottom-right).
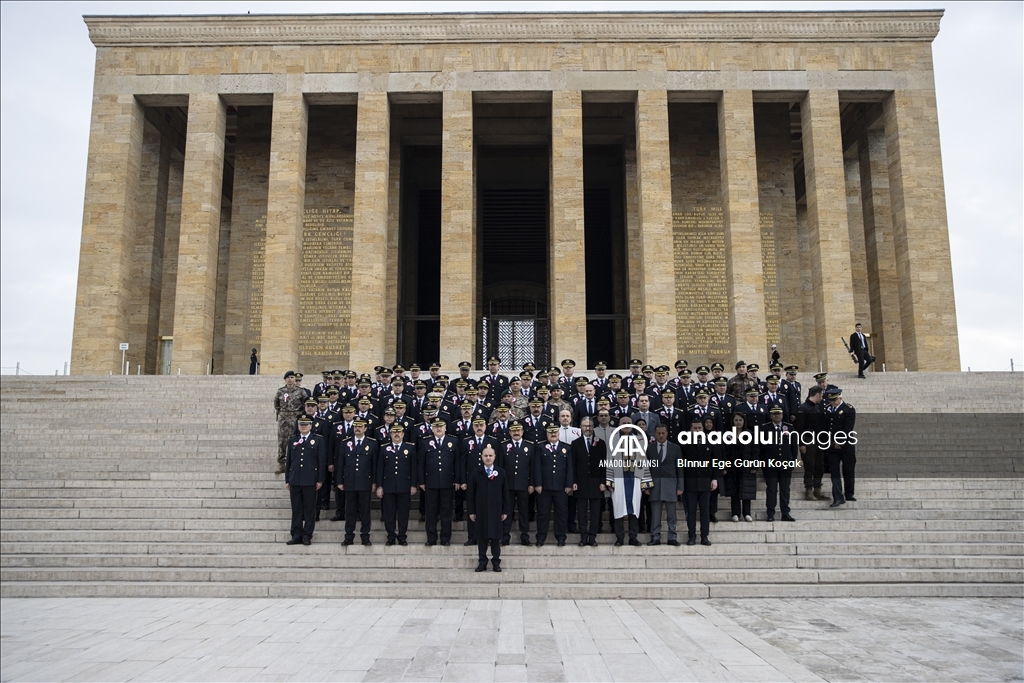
[{"x1": 477, "y1": 146, "x2": 550, "y2": 371}]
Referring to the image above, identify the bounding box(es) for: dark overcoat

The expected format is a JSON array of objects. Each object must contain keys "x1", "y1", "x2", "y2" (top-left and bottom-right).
[{"x1": 466, "y1": 466, "x2": 511, "y2": 540}]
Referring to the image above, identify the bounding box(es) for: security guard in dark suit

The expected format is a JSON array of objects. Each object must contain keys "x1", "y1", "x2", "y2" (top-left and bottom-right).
[
  {"x1": 533, "y1": 424, "x2": 575, "y2": 547},
  {"x1": 376, "y1": 424, "x2": 417, "y2": 546},
  {"x1": 501, "y1": 421, "x2": 535, "y2": 545},
  {"x1": 338, "y1": 418, "x2": 377, "y2": 546},
  {"x1": 460, "y1": 417, "x2": 501, "y2": 545},
  {"x1": 418, "y1": 418, "x2": 460, "y2": 546},
  {"x1": 285, "y1": 416, "x2": 326, "y2": 546}
]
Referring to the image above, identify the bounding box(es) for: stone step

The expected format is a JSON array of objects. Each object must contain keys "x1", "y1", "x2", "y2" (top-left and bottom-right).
[
  {"x1": 2, "y1": 517, "x2": 1018, "y2": 533},
  {"x1": 3, "y1": 528, "x2": 1021, "y2": 545},
  {"x1": 3, "y1": 502, "x2": 1020, "y2": 521},
  {"x1": 4, "y1": 539, "x2": 1019, "y2": 557},
  {"x1": 3, "y1": 552, "x2": 1019, "y2": 571},
  {"x1": 1, "y1": 580, "x2": 1020, "y2": 600},
  {"x1": 2, "y1": 566, "x2": 1019, "y2": 586}
]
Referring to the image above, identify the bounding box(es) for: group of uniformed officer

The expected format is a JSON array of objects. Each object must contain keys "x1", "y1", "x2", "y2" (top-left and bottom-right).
[{"x1": 277, "y1": 356, "x2": 857, "y2": 547}]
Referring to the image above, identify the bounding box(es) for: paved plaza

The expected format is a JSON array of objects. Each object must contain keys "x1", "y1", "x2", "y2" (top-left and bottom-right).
[{"x1": 1, "y1": 598, "x2": 1020, "y2": 682}]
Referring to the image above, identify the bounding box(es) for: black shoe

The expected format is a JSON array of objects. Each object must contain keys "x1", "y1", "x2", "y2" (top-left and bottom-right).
[
  {"x1": 846, "y1": 496, "x2": 857, "y2": 502},
  {"x1": 701, "y1": 537, "x2": 712, "y2": 546},
  {"x1": 330, "y1": 515, "x2": 343, "y2": 522},
  {"x1": 286, "y1": 538, "x2": 302, "y2": 545},
  {"x1": 686, "y1": 538, "x2": 696, "y2": 546},
  {"x1": 341, "y1": 539, "x2": 354, "y2": 546},
  {"x1": 302, "y1": 539, "x2": 311, "y2": 546},
  {"x1": 464, "y1": 540, "x2": 475, "y2": 546},
  {"x1": 425, "y1": 541, "x2": 436, "y2": 546},
  {"x1": 557, "y1": 540, "x2": 565, "y2": 547},
  {"x1": 588, "y1": 540, "x2": 599, "y2": 547},
  {"x1": 766, "y1": 515, "x2": 775, "y2": 522},
  {"x1": 535, "y1": 541, "x2": 545, "y2": 547},
  {"x1": 781, "y1": 514, "x2": 795, "y2": 522},
  {"x1": 386, "y1": 539, "x2": 396, "y2": 546},
  {"x1": 454, "y1": 516, "x2": 464, "y2": 523},
  {"x1": 315, "y1": 511, "x2": 321, "y2": 521},
  {"x1": 361, "y1": 539, "x2": 372, "y2": 546},
  {"x1": 568, "y1": 527, "x2": 579, "y2": 534},
  {"x1": 830, "y1": 500, "x2": 845, "y2": 508},
  {"x1": 628, "y1": 538, "x2": 642, "y2": 547},
  {"x1": 493, "y1": 565, "x2": 502, "y2": 573},
  {"x1": 441, "y1": 541, "x2": 450, "y2": 547},
  {"x1": 667, "y1": 540, "x2": 681, "y2": 546},
  {"x1": 578, "y1": 540, "x2": 587, "y2": 547},
  {"x1": 398, "y1": 540, "x2": 408, "y2": 546},
  {"x1": 614, "y1": 540, "x2": 624, "y2": 547},
  {"x1": 501, "y1": 540, "x2": 510, "y2": 546},
  {"x1": 709, "y1": 515, "x2": 718, "y2": 524},
  {"x1": 521, "y1": 540, "x2": 532, "y2": 546},
  {"x1": 475, "y1": 563, "x2": 487, "y2": 572},
  {"x1": 419, "y1": 515, "x2": 426, "y2": 522},
  {"x1": 647, "y1": 539, "x2": 660, "y2": 546}
]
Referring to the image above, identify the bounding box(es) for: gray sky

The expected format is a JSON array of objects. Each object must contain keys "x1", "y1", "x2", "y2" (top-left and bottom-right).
[{"x1": 1, "y1": 1, "x2": 1021, "y2": 374}]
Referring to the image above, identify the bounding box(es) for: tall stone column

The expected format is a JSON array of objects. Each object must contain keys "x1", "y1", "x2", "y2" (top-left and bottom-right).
[
  {"x1": 883, "y1": 90, "x2": 960, "y2": 370},
  {"x1": 718, "y1": 90, "x2": 768, "y2": 364},
  {"x1": 127, "y1": 119, "x2": 171, "y2": 375},
  {"x1": 260, "y1": 93, "x2": 308, "y2": 376},
  {"x1": 634, "y1": 90, "x2": 678, "y2": 364},
  {"x1": 859, "y1": 127, "x2": 904, "y2": 370},
  {"x1": 439, "y1": 90, "x2": 476, "y2": 369},
  {"x1": 171, "y1": 93, "x2": 227, "y2": 375},
  {"x1": 800, "y1": 90, "x2": 856, "y2": 370},
  {"x1": 550, "y1": 90, "x2": 588, "y2": 369},
  {"x1": 348, "y1": 92, "x2": 391, "y2": 370},
  {"x1": 70, "y1": 94, "x2": 145, "y2": 375}
]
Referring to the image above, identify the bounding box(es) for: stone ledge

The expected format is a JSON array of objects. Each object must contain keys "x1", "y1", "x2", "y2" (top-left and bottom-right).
[{"x1": 84, "y1": 11, "x2": 943, "y2": 47}]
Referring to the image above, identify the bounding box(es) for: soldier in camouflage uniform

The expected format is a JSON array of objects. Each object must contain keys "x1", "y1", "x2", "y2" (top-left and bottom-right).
[{"x1": 274, "y1": 371, "x2": 306, "y2": 473}]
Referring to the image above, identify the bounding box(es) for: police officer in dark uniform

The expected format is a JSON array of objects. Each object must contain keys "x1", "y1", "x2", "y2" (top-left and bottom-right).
[
  {"x1": 657, "y1": 389, "x2": 684, "y2": 442},
  {"x1": 338, "y1": 418, "x2": 377, "y2": 546},
  {"x1": 501, "y1": 420, "x2": 535, "y2": 545},
  {"x1": 710, "y1": 378, "x2": 736, "y2": 425},
  {"x1": 522, "y1": 397, "x2": 552, "y2": 443},
  {"x1": 285, "y1": 416, "x2": 326, "y2": 546},
  {"x1": 761, "y1": 375, "x2": 791, "y2": 421},
  {"x1": 824, "y1": 387, "x2": 857, "y2": 507},
  {"x1": 480, "y1": 356, "x2": 510, "y2": 399},
  {"x1": 376, "y1": 424, "x2": 417, "y2": 546},
  {"x1": 687, "y1": 390, "x2": 723, "y2": 432},
  {"x1": 780, "y1": 365, "x2": 802, "y2": 419},
  {"x1": 534, "y1": 424, "x2": 575, "y2": 547},
  {"x1": 419, "y1": 418, "x2": 460, "y2": 546},
  {"x1": 761, "y1": 406, "x2": 797, "y2": 522},
  {"x1": 736, "y1": 387, "x2": 769, "y2": 427}
]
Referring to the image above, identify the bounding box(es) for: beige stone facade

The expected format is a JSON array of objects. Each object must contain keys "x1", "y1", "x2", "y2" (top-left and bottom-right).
[{"x1": 71, "y1": 11, "x2": 960, "y2": 375}]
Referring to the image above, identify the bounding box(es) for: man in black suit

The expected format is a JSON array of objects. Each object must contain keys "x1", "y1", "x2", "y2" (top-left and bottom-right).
[
  {"x1": 571, "y1": 417, "x2": 606, "y2": 547},
  {"x1": 285, "y1": 416, "x2": 326, "y2": 546},
  {"x1": 419, "y1": 418, "x2": 460, "y2": 546},
  {"x1": 467, "y1": 445, "x2": 511, "y2": 572},
  {"x1": 460, "y1": 418, "x2": 500, "y2": 546},
  {"x1": 850, "y1": 323, "x2": 875, "y2": 378}
]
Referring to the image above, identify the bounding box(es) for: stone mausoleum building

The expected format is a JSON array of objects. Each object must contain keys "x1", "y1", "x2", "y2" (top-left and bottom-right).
[{"x1": 70, "y1": 11, "x2": 960, "y2": 377}]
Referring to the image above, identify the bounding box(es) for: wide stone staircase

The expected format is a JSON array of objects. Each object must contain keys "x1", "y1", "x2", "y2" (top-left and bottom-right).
[{"x1": 1, "y1": 372, "x2": 1021, "y2": 598}]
